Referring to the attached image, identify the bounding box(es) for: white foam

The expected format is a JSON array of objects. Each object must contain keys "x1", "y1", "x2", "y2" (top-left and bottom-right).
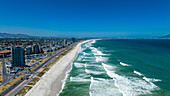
[
  {"x1": 84, "y1": 53, "x2": 92, "y2": 55},
  {"x1": 84, "y1": 40, "x2": 96, "y2": 48},
  {"x1": 77, "y1": 56, "x2": 84, "y2": 61},
  {"x1": 143, "y1": 77, "x2": 161, "y2": 83},
  {"x1": 79, "y1": 45, "x2": 86, "y2": 52},
  {"x1": 134, "y1": 71, "x2": 162, "y2": 83},
  {"x1": 89, "y1": 77, "x2": 93, "y2": 96},
  {"x1": 86, "y1": 63, "x2": 103, "y2": 67},
  {"x1": 83, "y1": 52, "x2": 86, "y2": 55},
  {"x1": 102, "y1": 63, "x2": 116, "y2": 70},
  {"x1": 85, "y1": 69, "x2": 104, "y2": 75},
  {"x1": 96, "y1": 50, "x2": 105, "y2": 55},
  {"x1": 82, "y1": 58, "x2": 94, "y2": 61},
  {"x1": 84, "y1": 57, "x2": 94, "y2": 59},
  {"x1": 120, "y1": 62, "x2": 130, "y2": 66},
  {"x1": 95, "y1": 56, "x2": 102, "y2": 62},
  {"x1": 143, "y1": 77, "x2": 150, "y2": 82},
  {"x1": 74, "y1": 62, "x2": 84, "y2": 68},
  {"x1": 102, "y1": 63, "x2": 159, "y2": 96},
  {"x1": 150, "y1": 78, "x2": 162, "y2": 82},
  {"x1": 70, "y1": 74, "x2": 90, "y2": 82},
  {"x1": 81, "y1": 40, "x2": 95, "y2": 52},
  {"x1": 89, "y1": 77, "x2": 122, "y2": 96},
  {"x1": 90, "y1": 47, "x2": 107, "y2": 56},
  {"x1": 91, "y1": 40, "x2": 96, "y2": 44},
  {"x1": 95, "y1": 56, "x2": 108, "y2": 62},
  {"x1": 70, "y1": 77, "x2": 90, "y2": 82},
  {"x1": 84, "y1": 63, "x2": 87, "y2": 68},
  {"x1": 134, "y1": 70, "x2": 143, "y2": 76}
]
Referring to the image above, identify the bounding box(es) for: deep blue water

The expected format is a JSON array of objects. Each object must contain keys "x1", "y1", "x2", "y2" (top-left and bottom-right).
[{"x1": 60, "y1": 39, "x2": 170, "y2": 96}]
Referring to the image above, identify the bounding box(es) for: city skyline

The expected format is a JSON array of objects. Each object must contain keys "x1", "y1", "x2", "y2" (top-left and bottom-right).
[{"x1": 0, "y1": 0, "x2": 170, "y2": 38}]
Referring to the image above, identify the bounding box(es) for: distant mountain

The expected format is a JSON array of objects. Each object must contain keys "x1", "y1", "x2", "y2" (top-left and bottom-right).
[
  {"x1": 160, "y1": 34, "x2": 170, "y2": 39},
  {"x1": 0, "y1": 32, "x2": 34, "y2": 38}
]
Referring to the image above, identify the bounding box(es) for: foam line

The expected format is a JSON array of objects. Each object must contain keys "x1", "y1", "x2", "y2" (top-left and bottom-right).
[
  {"x1": 85, "y1": 69, "x2": 104, "y2": 75},
  {"x1": 74, "y1": 62, "x2": 84, "y2": 68},
  {"x1": 134, "y1": 71, "x2": 162, "y2": 83},
  {"x1": 134, "y1": 70, "x2": 143, "y2": 76},
  {"x1": 89, "y1": 77, "x2": 122, "y2": 96},
  {"x1": 102, "y1": 63, "x2": 159, "y2": 96}
]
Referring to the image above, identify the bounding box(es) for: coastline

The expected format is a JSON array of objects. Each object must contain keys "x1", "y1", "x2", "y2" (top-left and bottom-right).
[{"x1": 25, "y1": 40, "x2": 90, "y2": 96}]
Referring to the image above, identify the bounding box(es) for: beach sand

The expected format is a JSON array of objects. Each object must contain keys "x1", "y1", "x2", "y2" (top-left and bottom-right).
[{"x1": 25, "y1": 40, "x2": 89, "y2": 96}]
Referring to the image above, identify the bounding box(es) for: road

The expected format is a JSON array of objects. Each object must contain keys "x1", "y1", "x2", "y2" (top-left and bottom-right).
[
  {"x1": 0, "y1": 42, "x2": 77, "y2": 96},
  {"x1": 2, "y1": 59, "x2": 7, "y2": 84}
]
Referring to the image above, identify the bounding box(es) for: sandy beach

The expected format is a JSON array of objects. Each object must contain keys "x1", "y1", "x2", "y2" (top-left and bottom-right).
[{"x1": 25, "y1": 40, "x2": 89, "y2": 96}]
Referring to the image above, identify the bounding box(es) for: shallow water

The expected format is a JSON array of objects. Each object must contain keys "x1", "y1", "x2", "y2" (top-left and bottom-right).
[{"x1": 59, "y1": 39, "x2": 170, "y2": 96}]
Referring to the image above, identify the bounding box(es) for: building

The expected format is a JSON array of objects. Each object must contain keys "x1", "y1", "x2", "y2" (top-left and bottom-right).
[
  {"x1": 26, "y1": 46, "x2": 32, "y2": 55},
  {"x1": 0, "y1": 50, "x2": 11, "y2": 58},
  {"x1": 63, "y1": 39, "x2": 67, "y2": 47},
  {"x1": 50, "y1": 43, "x2": 53, "y2": 48},
  {"x1": 11, "y1": 47, "x2": 25, "y2": 67},
  {"x1": 56, "y1": 41, "x2": 58, "y2": 45},
  {"x1": 40, "y1": 47, "x2": 44, "y2": 53},
  {"x1": 33, "y1": 44, "x2": 40, "y2": 54},
  {"x1": 52, "y1": 47, "x2": 57, "y2": 51}
]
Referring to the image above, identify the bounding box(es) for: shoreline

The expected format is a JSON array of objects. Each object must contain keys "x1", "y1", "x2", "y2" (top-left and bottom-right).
[{"x1": 25, "y1": 40, "x2": 90, "y2": 96}]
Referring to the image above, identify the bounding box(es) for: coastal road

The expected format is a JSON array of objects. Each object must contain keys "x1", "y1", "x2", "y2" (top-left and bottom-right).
[
  {"x1": 2, "y1": 59, "x2": 8, "y2": 84},
  {"x1": 0, "y1": 42, "x2": 77, "y2": 96}
]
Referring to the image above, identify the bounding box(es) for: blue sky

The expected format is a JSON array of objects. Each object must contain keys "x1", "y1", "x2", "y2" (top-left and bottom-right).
[{"x1": 0, "y1": 0, "x2": 170, "y2": 38}]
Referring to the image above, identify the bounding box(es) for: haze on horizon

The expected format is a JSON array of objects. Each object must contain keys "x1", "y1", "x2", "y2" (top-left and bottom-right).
[{"x1": 0, "y1": 0, "x2": 169, "y2": 38}]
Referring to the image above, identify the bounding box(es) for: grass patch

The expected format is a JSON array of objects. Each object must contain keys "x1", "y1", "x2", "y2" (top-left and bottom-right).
[
  {"x1": 37, "y1": 71, "x2": 45, "y2": 77},
  {"x1": 15, "y1": 86, "x2": 32, "y2": 96},
  {"x1": 27, "y1": 77, "x2": 40, "y2": 86}
]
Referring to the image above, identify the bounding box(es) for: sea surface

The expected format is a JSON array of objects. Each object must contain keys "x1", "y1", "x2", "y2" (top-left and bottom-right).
[{"x1": 59, "y1": 39, "x2": 170, "y2": 96}]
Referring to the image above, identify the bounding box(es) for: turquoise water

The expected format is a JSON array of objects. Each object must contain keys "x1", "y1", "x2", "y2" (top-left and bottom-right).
[{"x1": 59, "y1": 39, "x2": 170, "y2": 96}]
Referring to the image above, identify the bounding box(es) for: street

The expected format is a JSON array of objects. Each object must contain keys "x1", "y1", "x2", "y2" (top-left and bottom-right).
[{"x1": 0, "y1": 42, "x2": 77, "y2": 96}]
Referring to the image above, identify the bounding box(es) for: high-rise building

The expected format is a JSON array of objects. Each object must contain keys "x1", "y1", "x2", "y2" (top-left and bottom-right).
[
  {"x1": 26, "y1": 46, "x2": 32, "y2": 55},
  {"x1": 11, "y1": 47, "x2": 25, "y2": 67},
  {"x1": 56, "y1": 41, "x2": 58, "y2": 45},
  {"x1": 64, "y1": 39, "x2": 67, "y2": 47},
  {"x1": 33, "y1": 44, "x2": 40, "y2": 54}
]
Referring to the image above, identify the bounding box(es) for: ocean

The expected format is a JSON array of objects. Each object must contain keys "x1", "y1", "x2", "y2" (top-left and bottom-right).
[{"x1": 59, "y1": 39, "x2": 170, "y2": 96}]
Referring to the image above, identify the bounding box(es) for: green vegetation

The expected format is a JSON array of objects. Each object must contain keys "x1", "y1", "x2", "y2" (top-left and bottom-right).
[
  {"x1": 37, "y1": 71, "x2": 45, "y2": 77},
  {"x1": 15, "y1": 86, "x2": 32, "y2": 96},
  {"x1": 27, "y1": 77, "x2": 40, "y2": 86}
]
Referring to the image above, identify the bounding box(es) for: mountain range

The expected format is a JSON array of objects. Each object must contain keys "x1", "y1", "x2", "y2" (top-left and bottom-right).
[
  {"x1": 0, "y1": 33, "x2": 34, "y2": 38},
  {"x1": 0, "y1": 32, "x2": 170, "y2": 38}
]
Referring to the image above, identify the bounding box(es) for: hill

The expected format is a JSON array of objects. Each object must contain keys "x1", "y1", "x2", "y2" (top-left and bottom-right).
[{"x1": 0, "y1": 33, "x2": 33, "y2": 38}]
